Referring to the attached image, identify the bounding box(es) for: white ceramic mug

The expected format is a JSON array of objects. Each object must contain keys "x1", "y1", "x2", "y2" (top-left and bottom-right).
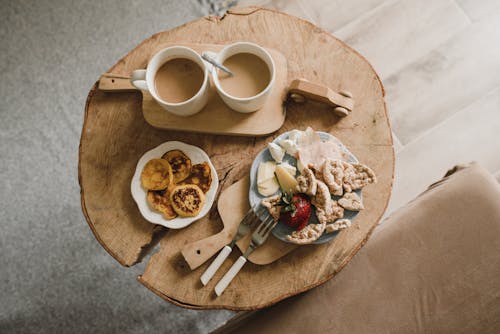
[
  {"x1": 206, "y1": 42, "x2": 276, "y2": 113},
  {"x1": 130, "y1": 46, "x2": 210, "y2": 116}
]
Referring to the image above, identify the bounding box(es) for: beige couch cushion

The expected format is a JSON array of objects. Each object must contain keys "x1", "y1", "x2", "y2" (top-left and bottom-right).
[{"x1": 217, "y1": 163, "x2": 500, "y2": 333}]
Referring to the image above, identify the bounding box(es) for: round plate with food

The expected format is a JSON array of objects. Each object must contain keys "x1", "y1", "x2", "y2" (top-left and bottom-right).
[
  {"x1": 131, "y1": 141, "x2": 218, "y2": 229},
  {"x1": 249, "y1": 128, "x2": 376, "y2": 245}
]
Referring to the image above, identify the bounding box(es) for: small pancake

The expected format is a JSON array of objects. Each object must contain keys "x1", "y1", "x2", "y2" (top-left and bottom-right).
[
  {"x1": 181, "y1": 162, "x2": 212, "y2": 193},
  {"x1": 161, "y1": 150, "x2": 192, "y2": 183},
  {"x1": 141, "y1": 159, "x2": 173, "y2": 190},
  {"x1": 146, "y1": 189, "x2": 177, "y2": 220},
  {"x1": 170, "y1": 184, "x2": 205, "y2": 217}
]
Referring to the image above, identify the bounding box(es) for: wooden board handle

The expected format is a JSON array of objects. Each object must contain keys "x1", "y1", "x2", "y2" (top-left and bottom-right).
[
  {"x1": 288, "y1": 79, "x2": 354, "y2": 117},
  {"x1": 98, "y1": 73, "x2": 137, "y2": 92},
  {"x1": 181, "y1": 231, "x2": 231, "y2": 270}
]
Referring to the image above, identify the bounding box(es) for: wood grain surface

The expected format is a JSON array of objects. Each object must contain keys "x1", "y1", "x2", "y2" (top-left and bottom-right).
[{"x1": 79, "y1": 6, "x2": 394, "y2": 309}]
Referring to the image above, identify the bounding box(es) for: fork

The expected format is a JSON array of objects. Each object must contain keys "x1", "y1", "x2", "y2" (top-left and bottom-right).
[
  {"x1": 214, "y1": 212, "x2": 277, "y2": 296},
  {"x1": 200, "y1": 204, "x2": 264, "y2": 285}
]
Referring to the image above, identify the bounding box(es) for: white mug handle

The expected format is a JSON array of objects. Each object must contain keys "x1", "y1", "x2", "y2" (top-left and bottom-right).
[{"x1": 130, "y1": 69, "x2": 148, "y2": 91}]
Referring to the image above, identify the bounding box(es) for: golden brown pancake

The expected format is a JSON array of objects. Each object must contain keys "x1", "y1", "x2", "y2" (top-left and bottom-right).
[
  {"x1": 161, "y1": 150, "x2": 192, "y2": 183},
  {"x1": 141, "y1": 159, "x2": 173, "y2": 190},
  {"x1": 181, "y1": 162, "x2": 212, "y2": 193},
  {"x1": 170, "y1": 184, "x2": 205, "y2": 217},
  {"x1": 146, "y1": 189, "x2": 177, "y2": 220}
]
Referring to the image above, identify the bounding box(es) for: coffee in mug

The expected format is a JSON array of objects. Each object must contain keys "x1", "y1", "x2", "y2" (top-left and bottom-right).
[
  {"x1": 154, "y1": 58, "x2": 205, "y2": 103},
  {"x1": 218, "y1": 53, "x2": 271, "y2": 99},
  {"x1": 208, "y1": 42, "x2": 276, "y2": 113},
  {"x1": 130, "y1": 46, "x2": 210, "y2": 116}
]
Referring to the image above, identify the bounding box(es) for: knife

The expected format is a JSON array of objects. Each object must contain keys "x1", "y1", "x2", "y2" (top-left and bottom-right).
[{"x1": 200, "y1": 204, "x2": 262, "y2": 285}]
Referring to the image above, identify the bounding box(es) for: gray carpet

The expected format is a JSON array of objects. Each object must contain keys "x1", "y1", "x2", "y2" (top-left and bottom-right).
[{"x1": 0, "y1": 1, "x2": 236, "y2": 332}]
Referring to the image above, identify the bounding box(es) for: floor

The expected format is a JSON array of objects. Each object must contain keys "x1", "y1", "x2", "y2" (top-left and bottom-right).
[
  {"x1": 1, "y1": 0, "x2": 499, "y2": 333},
  {"x1": 0, "y1": 1, "x2": 233, "y2": 333},
  {"x1": 237, "y1": 0, "x2": 500, "y2": 216}
]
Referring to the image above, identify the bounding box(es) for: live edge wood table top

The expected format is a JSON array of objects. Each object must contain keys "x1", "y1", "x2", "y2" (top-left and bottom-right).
[{"x1": 78, "y1": 6, "x2": 394, "y2": 310}]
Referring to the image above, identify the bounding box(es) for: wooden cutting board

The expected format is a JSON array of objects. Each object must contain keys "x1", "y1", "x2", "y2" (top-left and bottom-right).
[
  {"x1": 79, "y1": 6, "x2": 394, "y2": 310},
  {"x1": 181, "y1": 177, "x2": 297, "y2": 269},
  {"x1": 143, "y1": 43, "x2": 288, "y2": 136},
  {"x1": 99, "y1": 43, "x2": 288, "y2": 136},
  {"x1": 98, "y1": 43, "x2": 354, "y2": 136}
]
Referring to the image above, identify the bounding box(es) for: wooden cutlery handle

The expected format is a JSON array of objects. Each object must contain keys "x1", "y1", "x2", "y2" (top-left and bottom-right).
[
  {"x1": 98, "y1": 73, "x2": 137, "y2": 91},
  {"x1": 288, "y1": 78, "x2": 354, "y2": 116},
  {"x1": 200, "y1": 245, "x2": 232, "y2": 286},
  {"x1": 181, "y1": 231, "x2": 231, "y2": 270},
  {"x1": 215, "y1": 255, "x2": 247, "y2": 296}
]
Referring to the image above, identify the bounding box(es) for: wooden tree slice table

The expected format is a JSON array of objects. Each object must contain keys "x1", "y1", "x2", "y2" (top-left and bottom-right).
[{"x1": 79, "y1": 6, "x2": 394, "y2": 310}]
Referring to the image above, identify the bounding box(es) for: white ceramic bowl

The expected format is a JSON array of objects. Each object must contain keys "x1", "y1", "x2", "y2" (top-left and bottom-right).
[{"x1": 131, "y1": 141, "x2": 218, "y2": 229}]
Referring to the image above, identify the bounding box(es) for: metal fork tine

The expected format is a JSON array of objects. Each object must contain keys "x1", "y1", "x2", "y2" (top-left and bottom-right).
[
  {"x1": 263, "y1": 221, "x2": 278, "y2": 239},
  {"x1": 250, "y1": 218, "x2": 260, "y2": 229},
  {"x1": 252, "y1": 218, "x2": 271, "y2": 239},
  {"x1": 241, "y1": 204, "x2": 263, "y2": 227},
  {"x1": 242, "y1": 206, "x2": 256, "y2": 222},
  {"x1": 260, "y1": 218, "x2": 271, "y2": 233},
  {"x1": 261, "y1": 214, "x2": 270, "y2": 222},
  {"x1": 262, "y1": 218, "x2": 276, "y2": 234},
  {"x1": 256, "y1": 222, "x2": 265, "y2": 234},
  {"x1": 256, "y1": 206, "x2": 267, "y2": 218}
]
